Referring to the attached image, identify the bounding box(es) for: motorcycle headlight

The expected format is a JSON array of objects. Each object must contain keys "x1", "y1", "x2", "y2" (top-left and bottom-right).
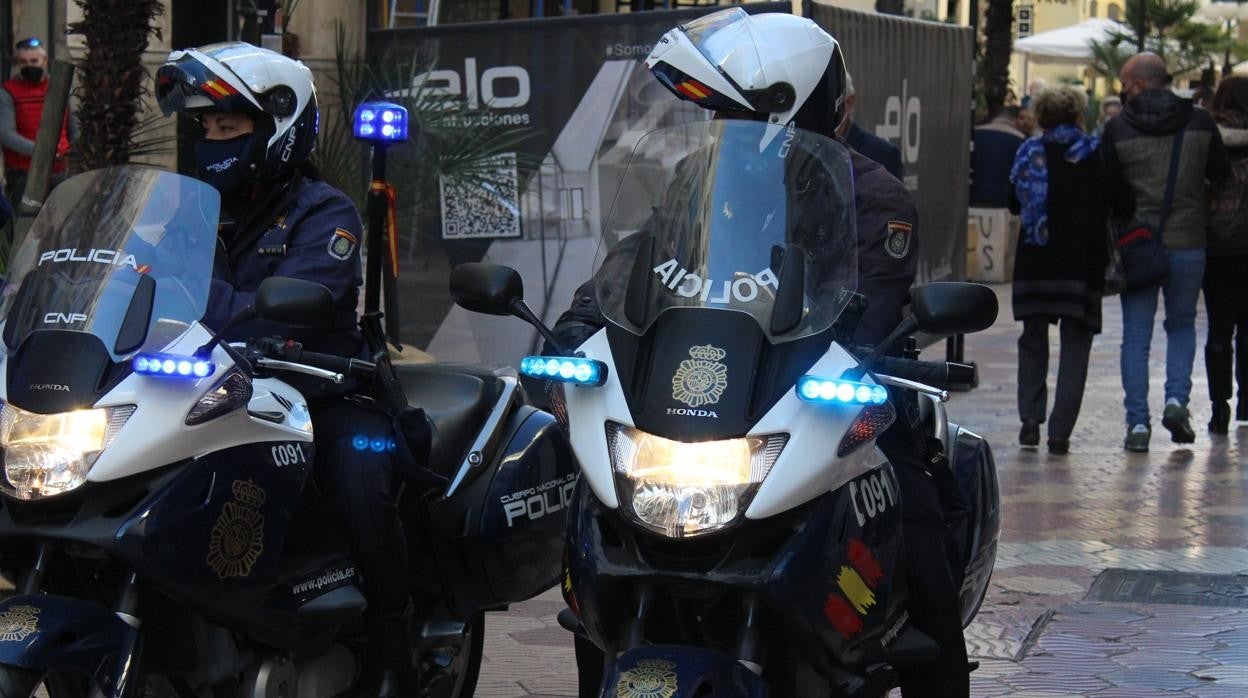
[
  {"x1": 0, "y1": 403, "x2": 133, "y2": 500},
  {"x1": 607, "y1": 422, "x2": 788, "y2": 538}
]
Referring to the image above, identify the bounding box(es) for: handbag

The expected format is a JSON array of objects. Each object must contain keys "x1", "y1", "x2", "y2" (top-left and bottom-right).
[{"x1": 1115, "y1": 126, "x2": 1184, "y2": 292}]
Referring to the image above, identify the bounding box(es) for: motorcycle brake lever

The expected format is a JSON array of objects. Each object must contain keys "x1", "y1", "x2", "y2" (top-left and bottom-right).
[
  {"x1": 873, "y1": 373, "x2": 950, "y2": 403},
  {"x1": 254, "y1": 358, "x2": 344, "y2": 384}
]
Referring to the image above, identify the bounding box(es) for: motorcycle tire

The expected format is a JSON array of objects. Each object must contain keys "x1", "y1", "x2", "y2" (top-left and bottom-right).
[
  {"x1": 0, "y1": 668, "x2": 90, "y2": 698},
  {"x1": 420, "y1": 611, "x2": 484, "y2": 698}
]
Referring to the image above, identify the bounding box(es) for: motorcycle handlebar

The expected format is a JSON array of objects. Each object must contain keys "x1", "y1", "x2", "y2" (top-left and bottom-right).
[
  {"x1": 845, "y1": 346, "x2": 972, "y2": 390},
  {"x1": 246, "y1": 338, "x2": 376, "y2": 382}
]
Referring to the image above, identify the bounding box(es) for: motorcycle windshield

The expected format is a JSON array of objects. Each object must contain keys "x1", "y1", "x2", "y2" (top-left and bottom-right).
[
  {"x1": 594, "y1": 120, "x2": 857, "y2": 342},
  {"x1": 0, "y1": 167, "x2": 220, "y2": 360}
]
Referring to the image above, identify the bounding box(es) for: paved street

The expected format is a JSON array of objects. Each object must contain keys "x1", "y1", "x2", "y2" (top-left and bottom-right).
[{"x1": 476, "y1": 283, "x2": 1248, "y2": 697}]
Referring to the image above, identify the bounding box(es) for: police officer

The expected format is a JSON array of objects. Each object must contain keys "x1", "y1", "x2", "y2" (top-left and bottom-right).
[
  {"x1": 553, "y1": 10, "x2": 968, "y2": 697},
  {"x1": 155, "y1": 43, "x2": 416, "y2": 696}
]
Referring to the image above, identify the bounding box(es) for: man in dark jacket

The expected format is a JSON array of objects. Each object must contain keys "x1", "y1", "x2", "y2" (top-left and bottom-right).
[
  {"x1": 838, "y1": 70, "x2": 904, "y2": 181},
  {"x1": 1103, "y1": 52, "x2": 1231, "y2": 452},
  {"x1": 971, "y1": 106, "x2": 1026, "y2": 208}
]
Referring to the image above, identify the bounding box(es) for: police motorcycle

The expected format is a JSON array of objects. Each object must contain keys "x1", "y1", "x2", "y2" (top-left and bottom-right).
[
  {"x1": 0, "y1": 166, "x2": 577, "y2": 697},
  {"x1": 450, "y1": 119, "x2": 1001, "y2": 697}
]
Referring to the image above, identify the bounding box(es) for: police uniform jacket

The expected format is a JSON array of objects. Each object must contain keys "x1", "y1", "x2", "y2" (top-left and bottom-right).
[{"x1": 204, "y1": 172, "x2": 366, "y2": 388}]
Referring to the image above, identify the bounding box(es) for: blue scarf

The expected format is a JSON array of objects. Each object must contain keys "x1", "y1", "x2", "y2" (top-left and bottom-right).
[{"x1": 1009, "y1": 123, "x2": 1100, "y2": 246}]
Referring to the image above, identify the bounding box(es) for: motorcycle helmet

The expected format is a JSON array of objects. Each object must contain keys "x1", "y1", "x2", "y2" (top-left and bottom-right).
[
  {"x1": 646, "y1": 9, "x2": 847, "y2": 142},
  {"x1": 155, "y1": 42, "x2": 318, "y2": 181}
]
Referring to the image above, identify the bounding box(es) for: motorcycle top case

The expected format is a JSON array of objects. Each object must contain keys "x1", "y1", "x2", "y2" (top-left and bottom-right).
[{"x1": 419, "y1": 402, "x2": 578, "y2": 615}]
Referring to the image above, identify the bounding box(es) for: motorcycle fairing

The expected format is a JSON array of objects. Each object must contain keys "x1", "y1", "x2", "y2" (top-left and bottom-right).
[
  {"x1": 0, "y1": 593, "x2": 141, "y2": 697},
  {"x1": 946, "y1": 424, "x2": 999, "y2": 627},
  {"x1": 600, "y1": 644, "x2": 767, "y2": 698},
  {"x1": 567, "y1": 466, "x2": 909, "y2": 683},
  {"x1": 564, "y1": 327, "x2": 889, "y2": 521},
  {"x1": 421, "y1": 405, "x2": 579, "y2": 616},
  {"x1": 4, "y1": 330, "x2": 119, "y2": 414}
]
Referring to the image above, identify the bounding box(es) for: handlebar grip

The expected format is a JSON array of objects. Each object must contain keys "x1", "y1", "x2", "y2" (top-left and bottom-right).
[
  {"x1": 873, "y1": 356, "x2": 952, "y2": 388},
  {"x1": 291, "y1": 349, "x2": 376, "y2": 381}
]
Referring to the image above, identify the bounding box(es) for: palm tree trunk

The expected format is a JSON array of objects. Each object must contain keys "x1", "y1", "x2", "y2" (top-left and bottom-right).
[
  {"x1": 69, "y1": 0, "x2": 165, "y2": 171},
  {"x1": 983, "y1": 0, "x2": 1015, "y2": 116}
]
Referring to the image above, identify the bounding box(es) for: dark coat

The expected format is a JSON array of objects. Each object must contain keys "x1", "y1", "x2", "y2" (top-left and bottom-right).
[
  {"x1": 971, "y1": 122, "x2": 1025, "y2": 207},
  {"x1": 205, "y1": 173, "x2": 366, "y2": 370},
  {"x1": 1102, "y1": 89, "x2": 1230, "y2": 249},
  {"x1": 1009, "y1": 141, "x2": 1131, "y2": 333},
  {"x1": 846, "y1": 121, "x2": 904, "y2": 181}
]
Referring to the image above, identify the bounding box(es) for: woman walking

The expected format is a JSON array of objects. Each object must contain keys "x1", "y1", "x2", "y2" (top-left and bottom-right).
[
  {"x1": 1204, "y1": 78, "x2": 1248, "y2": 432},
  {"x1": 1009, "y1": 86, "x2": 1132, "y2": 454}
]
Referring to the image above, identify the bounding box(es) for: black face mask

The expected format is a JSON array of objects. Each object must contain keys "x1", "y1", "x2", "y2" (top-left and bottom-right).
[
  {"x1": 1119, "y1": 90, "x2": 1129, "y2": 105},
  {"x1": 19, "y1": 66, "x2": 43, "y2": 82},
  {"x1": 195, "y1": 133, "x2": 254, "y2": 196}
]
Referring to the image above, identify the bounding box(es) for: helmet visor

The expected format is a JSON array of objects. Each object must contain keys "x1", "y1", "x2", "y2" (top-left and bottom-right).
[
  {"x1": 678, "y1": 9, "x2": 793, "y2": 114},
  {"x1": 156, "y1": 60, "x2": 255, "y2": 117}
]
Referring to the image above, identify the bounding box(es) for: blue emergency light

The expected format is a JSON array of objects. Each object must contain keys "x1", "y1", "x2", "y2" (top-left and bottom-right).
[
  {"x1": 796, "y1": 376, "x2": 889, "y2": 405},
  {"x1": 353, "y1": 101, "x2": 408, "y2": 143},
  {"x1": 519, "y1": 356, "x2": 607, "y2": 387},
  {"x1": 133, "y1": 353, "x2": 215, "y2": 379}
]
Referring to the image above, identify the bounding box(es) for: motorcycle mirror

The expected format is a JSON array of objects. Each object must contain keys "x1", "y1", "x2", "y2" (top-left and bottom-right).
[
  {"x1": 909, "y1": 282, "x2": 998, "y2": 336},
  {"x1": 450, "y1": 263, "x2": 525, "y2": 316},
  {"x1": 254, "y1": 277, "x2": 335, "y2": 328},
  {"x1": 450, "y1": 263, "x2": 571, "y2": 355}
]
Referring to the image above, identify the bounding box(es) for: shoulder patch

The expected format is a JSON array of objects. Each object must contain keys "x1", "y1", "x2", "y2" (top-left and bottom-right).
[
  {"x1": 327, "y1": 228, "x2": 358, "y2": 261},
  {"x1": 885, "y1": 221, "x2": 912, "y2": 260}
]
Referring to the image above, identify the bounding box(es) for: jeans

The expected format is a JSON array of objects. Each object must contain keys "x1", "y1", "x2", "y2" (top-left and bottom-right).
[{"x1": 1120, "y1": 248, "x2": 1206, "y2": 427}]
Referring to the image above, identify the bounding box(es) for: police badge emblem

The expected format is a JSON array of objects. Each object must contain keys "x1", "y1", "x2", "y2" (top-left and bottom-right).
[
  {"x1": 615, "y1": 659, "x2": 679, "y2": 698},
  {"x1": 327, "y1": 228, "x2": 357, "y2": 261},
  {"x1": 0, "y1": 605, "x2": 40, "y2": 642},
  {"x1": 885, "y1": 220, "x2": 912, "y2": 260},
  {"x1": 671, "y1": 344, "x2": 728, "y2": 408},
  {"x1": 207, "y1": 479, "x2": 267, "y2": 579}
]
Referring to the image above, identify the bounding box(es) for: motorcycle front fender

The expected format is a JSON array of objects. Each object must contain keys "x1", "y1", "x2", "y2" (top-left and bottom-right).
[
  {"x1": 601, "y1": 645, "x2": 767, "y2": 698},
  {"x1": 0, "y1": 593, "x2": 140, "y2": 697}
]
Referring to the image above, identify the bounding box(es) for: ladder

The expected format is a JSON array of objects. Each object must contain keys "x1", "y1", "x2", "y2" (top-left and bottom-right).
[{"x1": 388, "y1": 0, "x2": 441, "y2": 27}]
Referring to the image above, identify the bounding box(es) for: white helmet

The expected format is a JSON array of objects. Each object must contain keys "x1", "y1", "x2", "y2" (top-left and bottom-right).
[
  {"x1": 156, "y1": 42, "x2": 318, "y2": 180},
  {"x1": 646, "y1": 9, "x2": 847, "y2": 140}
]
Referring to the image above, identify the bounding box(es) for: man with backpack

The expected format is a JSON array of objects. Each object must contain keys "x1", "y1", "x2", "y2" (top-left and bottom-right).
[{"x1": 1103, "y1": 52, "x2": 1230, "y2": 451}]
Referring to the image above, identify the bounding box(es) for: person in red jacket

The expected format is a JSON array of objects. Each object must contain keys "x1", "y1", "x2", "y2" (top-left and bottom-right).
[{"x1": 0, "y1": 37, "x2": 75, "y2": 209}]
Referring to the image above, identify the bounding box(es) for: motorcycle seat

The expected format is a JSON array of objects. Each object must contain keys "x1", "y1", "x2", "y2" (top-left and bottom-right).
[{"x1": 393, "y1": 364, "x2": 506, "y2": 474}]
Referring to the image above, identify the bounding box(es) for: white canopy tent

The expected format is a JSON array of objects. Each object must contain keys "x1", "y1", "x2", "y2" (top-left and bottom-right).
[{"x1": 1014, "y1": 18, "x2": 1122, "y2": 64}]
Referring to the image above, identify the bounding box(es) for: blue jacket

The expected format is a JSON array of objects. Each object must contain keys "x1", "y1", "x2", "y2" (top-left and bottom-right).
[
  {"x1": 971, "y1": 124, "x2": 1025, "y2": 207},
  {"x1": 204, "y1": 173, "x2": 365, "y2": 367}
]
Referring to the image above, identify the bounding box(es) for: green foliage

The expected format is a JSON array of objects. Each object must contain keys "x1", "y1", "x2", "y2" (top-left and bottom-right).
[
  {"x1": 1089, "y1": 0, "x2": 1238, "y2": 80},
  {"x1": 313, "y1": 23, "x2": 533, "y2": 233}
]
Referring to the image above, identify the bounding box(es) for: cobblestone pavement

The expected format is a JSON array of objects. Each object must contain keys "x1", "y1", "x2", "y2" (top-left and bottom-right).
[{"x1": 476, "y1": 283, "x2": 1248, "y2": 697}]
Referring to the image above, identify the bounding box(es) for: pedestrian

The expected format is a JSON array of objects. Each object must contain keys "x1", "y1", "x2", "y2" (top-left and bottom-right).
[
  {"x1": 1009, "y1": 86, "x2": 1132, "y2": 454},
  {"x1": 838, "y1": 69, "x2": 904, "y2": 180},
  {"x1": 1094, "y1": 95, "x2": 1122, "y2": 137},
  {"x1": 1103, "y1": 52, "x2": 1231, "y2": 451},
  {"x1": 1203, "y1": 76, "x2": 1248, "y2": 432},
  {"x1": 1016, "y1": 103, "x2": 1039, "y2": 137},
  {"x1": 0, "y1": 37, "x2": 75, "y2": 208},
  {"x1": 971, "y1": 105, "x2": 1026, "y2": 207}
]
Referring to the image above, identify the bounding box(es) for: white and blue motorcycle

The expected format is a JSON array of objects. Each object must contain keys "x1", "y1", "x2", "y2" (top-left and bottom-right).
[
  {"x1": 0, "y1": 166, "x2": 577, "y2": 697},
  {"x1": 452, "y1": 119, "x2": 1001, "y2": 696}
]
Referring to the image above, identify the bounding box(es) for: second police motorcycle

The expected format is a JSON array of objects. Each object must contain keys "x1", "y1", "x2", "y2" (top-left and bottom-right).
[{"x1": 453, "y1": 118, "x2": 1001, "y2": 697}]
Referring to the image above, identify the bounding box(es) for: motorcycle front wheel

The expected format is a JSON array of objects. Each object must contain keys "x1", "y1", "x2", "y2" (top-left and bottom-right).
[
  {"x1": 0, "y1": 668, "x2": 93, "y2": 698},
  {"x1": 419, "y1": 611, "x2": 484, "y2": 698}
]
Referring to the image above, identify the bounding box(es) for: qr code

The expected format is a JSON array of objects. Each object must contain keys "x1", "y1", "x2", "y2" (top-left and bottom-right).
[{"x1": 440, "y1": 153, "x2": 521, "y2": 240}]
